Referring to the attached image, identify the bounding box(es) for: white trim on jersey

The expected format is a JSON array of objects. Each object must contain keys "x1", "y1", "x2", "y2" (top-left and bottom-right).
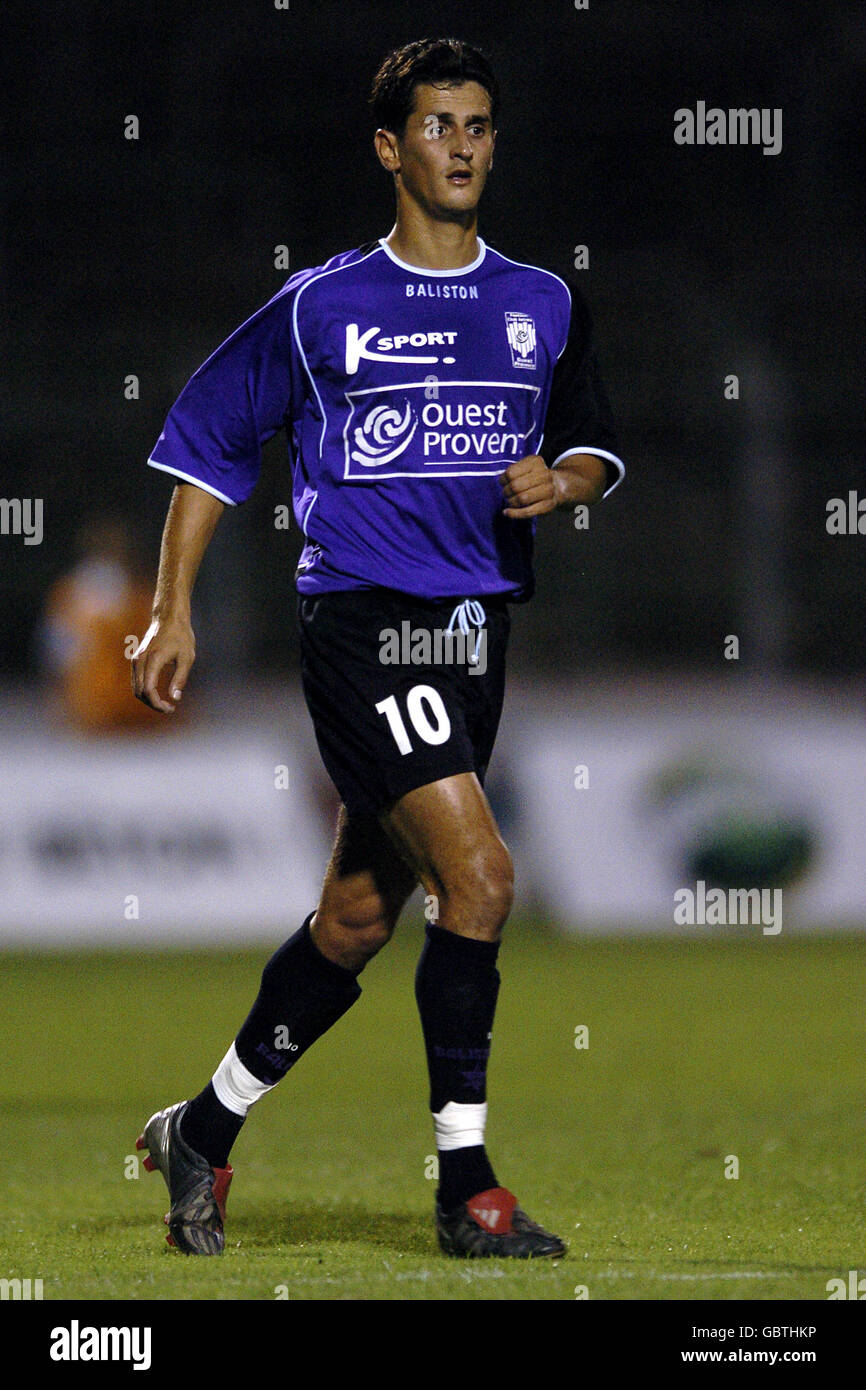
[
  {"x1": 302, "y1": 491, "x2": 318, "y2": 534},
  {"x1": 377, "y1": 236, "x2": 487, "y2": 276},
  {"x1": 146, "y1": 458, "x2": 236, "y2": 506},
  {"x1": 551, "y1": 445, "x2": 625, "y2": 499},
  {"x1": 292, "y1": 243, "x2": 384, "y2": 459}
]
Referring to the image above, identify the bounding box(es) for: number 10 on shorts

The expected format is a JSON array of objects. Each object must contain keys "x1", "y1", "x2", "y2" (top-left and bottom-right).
[{"x1": 375, "y1": 685, "x2": 452, "y2": 755}]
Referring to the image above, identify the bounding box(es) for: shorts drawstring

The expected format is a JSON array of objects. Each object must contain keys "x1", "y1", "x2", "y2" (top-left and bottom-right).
[{"x1": 446, "y1": 598, "x2": 486, "y2": 665}]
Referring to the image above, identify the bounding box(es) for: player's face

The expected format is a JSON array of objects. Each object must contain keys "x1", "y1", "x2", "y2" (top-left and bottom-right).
[{"x1": 387, "y1": 81, "x2": 495, "y2": 221}]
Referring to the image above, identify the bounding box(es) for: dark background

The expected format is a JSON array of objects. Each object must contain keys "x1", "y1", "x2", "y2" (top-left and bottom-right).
[{"x1": 3, "y1": 0, "x2": 863, "y2": 680}]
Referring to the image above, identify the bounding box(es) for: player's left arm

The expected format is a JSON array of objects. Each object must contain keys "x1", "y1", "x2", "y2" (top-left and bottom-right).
[
  {"x1": 501, "y1": 451, "x2": 606, "y2": 518},
  {"x1": 501, "y1": 280, "x2": 623, "y2": 520}
]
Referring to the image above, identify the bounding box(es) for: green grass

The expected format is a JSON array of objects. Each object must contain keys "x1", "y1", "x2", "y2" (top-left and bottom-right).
[{"x1": 1, "y1": 924, "x2": 863, "y2": 1300}]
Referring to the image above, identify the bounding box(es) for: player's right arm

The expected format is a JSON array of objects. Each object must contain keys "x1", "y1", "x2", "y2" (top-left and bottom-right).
[
  {"x1": 135, "y1": 273, "x2": 305, "y2": 713},
  {"x1": 131, "y1": 482, "x2": 225, "y2": 714}
]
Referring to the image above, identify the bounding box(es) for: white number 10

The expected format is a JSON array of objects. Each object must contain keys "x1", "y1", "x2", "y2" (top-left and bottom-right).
[{"x1": 375, "y1": 685, "x2": 452, "y2": 756}]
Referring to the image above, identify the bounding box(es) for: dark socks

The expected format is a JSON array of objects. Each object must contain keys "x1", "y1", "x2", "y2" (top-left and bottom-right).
[
  {"x1": 438, "y1": 1145, "x2": 498, "y2": 1211},
  {"x1": 180, "y1": 913, "x2": 361, "y2": 1168},
  {"x1": 182, "y1": 917, "x2": 502, "y2": 1201},
  {"x1": 180, "y1": 1082, "x2": 243, "y2": 1169},
  {"x1": 233, "y1": 913, "x2": 362, "y2": 1083},
  {"x1": 415, "y1": 923, "x2": 501, "y2": 1210}
]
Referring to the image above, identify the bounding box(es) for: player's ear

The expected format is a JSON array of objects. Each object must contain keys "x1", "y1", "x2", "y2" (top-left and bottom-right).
[{"x1": 374, "y1": 127, "x2": 400, "y2": 174}]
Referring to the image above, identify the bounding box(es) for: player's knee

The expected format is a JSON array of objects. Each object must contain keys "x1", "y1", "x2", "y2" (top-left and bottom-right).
[
  {"x1": 312, "y1": 891, "x2": 396, "y2": 969},
  {"x1": 440, "y1": 840, "x2": 514, "y2": 936}
]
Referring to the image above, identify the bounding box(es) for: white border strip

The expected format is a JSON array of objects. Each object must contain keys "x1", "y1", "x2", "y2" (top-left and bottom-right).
[
  {"x1": 551, "y1": 445, "x2": 625, "y2": 498},
  {"x1": 292, "y1": 243, "x2": 384, "y2": 459},
  {"x1": 302, "y1": 492, "x2": 318, "y2": 535},
  {"x1": 378, "y1": 236, "x2": 486, "y2": 276},
  {"x1": 147, "y1": 458, "x2": 236, "y2": 506}
]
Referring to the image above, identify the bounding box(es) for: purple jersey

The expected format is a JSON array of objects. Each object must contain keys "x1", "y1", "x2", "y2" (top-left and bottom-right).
[{"x1": 148, "y1": 237, "x2": 624, "y2": 601}]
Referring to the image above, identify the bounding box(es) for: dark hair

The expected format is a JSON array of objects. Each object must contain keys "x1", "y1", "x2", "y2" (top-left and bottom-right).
[{"x1": 370, "y1": 37, "x2": 499, "y2": 137}]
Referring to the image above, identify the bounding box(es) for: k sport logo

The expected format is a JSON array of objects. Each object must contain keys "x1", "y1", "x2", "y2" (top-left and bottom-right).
[
  {"x1": 345, "y1": 323, "x2": 458, "y2": 375},
  {"x1": 344, "y1": 315, "x2": 537, "y2": 376}
]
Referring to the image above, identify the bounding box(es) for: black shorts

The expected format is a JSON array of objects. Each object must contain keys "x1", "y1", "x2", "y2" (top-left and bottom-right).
[{"x1": 298, "y1": 587, "x2": 510, "y2": 819}]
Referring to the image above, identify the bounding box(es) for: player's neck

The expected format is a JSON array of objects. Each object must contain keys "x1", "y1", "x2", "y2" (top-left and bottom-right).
[{"x1": 383, "y1": 209, "x2": 481, "y2": 272}]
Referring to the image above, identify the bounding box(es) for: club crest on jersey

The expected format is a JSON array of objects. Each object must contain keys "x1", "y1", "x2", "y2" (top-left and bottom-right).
[{"x1": 505, "y1": 312, "x2": 536, "y2": 369}]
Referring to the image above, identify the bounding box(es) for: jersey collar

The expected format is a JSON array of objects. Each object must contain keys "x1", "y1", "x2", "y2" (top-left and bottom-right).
[{"x1": 377, "y1": 237, "x2": 486, "y2": 276}]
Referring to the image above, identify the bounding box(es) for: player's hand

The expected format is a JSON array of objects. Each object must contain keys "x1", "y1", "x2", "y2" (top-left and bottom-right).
[
  {"x1": 500, "y1": 454, "x2": 558, "y2": 518},
  {"x1": 130, "y1": 613, "x2": 195, "y2": 714}
]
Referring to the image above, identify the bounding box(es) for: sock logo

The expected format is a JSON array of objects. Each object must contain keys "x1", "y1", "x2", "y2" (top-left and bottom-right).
[
  {"x1": 432, "y1": 1046, "x2": 490, "y2": 1095},
  {"x1": 458, "y1": 1067, "x2": 487, "y2": 1093},
  {"x1": 255, "y1": 1042, "x2": 296, "y2": 1075},
  {"x1": 476, "y1": 1206, "x2": 501, "y2": 1229}
]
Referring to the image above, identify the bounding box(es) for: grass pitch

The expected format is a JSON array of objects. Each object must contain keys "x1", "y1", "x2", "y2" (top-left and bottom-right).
[{"x1": 0, "y1": 922, "x2": 863, "y2": 1301}]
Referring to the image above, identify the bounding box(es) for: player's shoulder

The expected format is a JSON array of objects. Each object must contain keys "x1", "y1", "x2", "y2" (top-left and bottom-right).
[
  {"x1": 281, "y1": 241, "x2": 384, "y2": 303},
  {"x1": 483, "y1": 242, "x2": 575, "y2": 303},
  {"x1": 483, "y1": 243, "x2": 592, "y2": 349},
  {"x1": 244, "y1": 243, "x2": 384, "y2": 340}
]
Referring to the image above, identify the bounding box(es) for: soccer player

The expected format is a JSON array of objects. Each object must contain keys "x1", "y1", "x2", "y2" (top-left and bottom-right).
[{"x1": 132, "y1": 37, "x2": 624, "y2": 1259}]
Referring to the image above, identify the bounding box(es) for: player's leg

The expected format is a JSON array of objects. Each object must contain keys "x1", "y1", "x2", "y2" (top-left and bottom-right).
[
  {"x1": 137, "y1": 807, "x2": 416, "y2": 1254},
  {"x1": 384, "y1": 770, "x2": 509, "y2": 1212},
  {"x1": 294, "y1": 586, "x2": 561, "y2": 1254},
  {"x1": 383, "y1": 770, "x2": 565, "y2": 1257},
  {"x1": 183, "y1": 807, "x2": 416, "y2": 1155},
  {"x1": 310, "y1": 804, "x2": 418, "y2": 971}
]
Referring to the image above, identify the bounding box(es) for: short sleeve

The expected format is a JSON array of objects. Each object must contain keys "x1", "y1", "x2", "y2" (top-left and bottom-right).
[
  {"x1": 148, "y1": 282, "x2": 301, "y2": 506},
  {"x1": 539, "y1": 284, "x2": 625, "y2": 498}
]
